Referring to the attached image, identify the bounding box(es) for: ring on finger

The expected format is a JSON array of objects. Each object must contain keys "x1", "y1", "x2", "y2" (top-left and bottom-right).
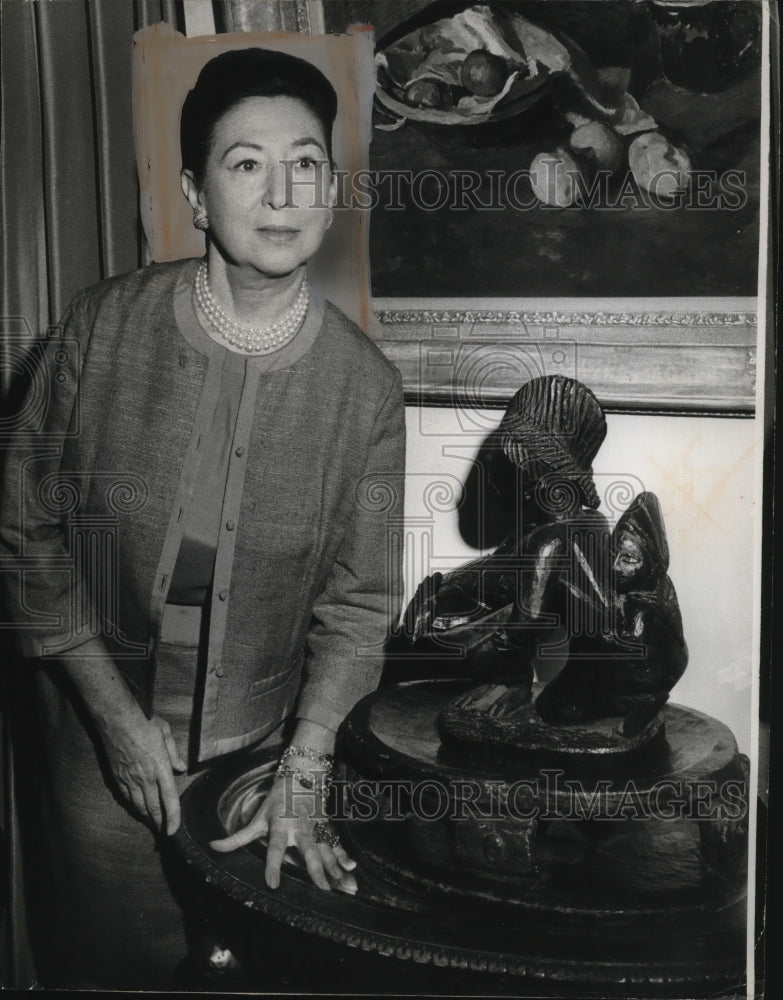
[{"x1": 313, "y1": 821, "x2": 340, "y2": 848}]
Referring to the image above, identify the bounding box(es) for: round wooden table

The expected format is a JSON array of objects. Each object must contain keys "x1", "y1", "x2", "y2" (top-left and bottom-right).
[{"x1": 174, "y1": 681, "x2": 748, "y2": 997}]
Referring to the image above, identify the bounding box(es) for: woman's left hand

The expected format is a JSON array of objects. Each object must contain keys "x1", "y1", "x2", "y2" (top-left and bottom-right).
[{"x1": 209, "y1": 775, "x2": 357, "y2": 893}]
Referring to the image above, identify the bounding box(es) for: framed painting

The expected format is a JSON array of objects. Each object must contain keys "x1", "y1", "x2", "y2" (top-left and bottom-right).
[{"x1": 319, "y1": 0, "x2": 764, "y2": 413}]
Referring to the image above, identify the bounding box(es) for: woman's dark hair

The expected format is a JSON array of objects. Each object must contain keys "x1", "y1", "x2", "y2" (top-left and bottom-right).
[{"x1": 180, "y1": 47, "x2": 338, "y2": 183}]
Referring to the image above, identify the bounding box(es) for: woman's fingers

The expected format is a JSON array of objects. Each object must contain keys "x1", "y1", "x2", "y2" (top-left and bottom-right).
[
  {"x1": 318, "y1": 842, "x2": 359, "y2": 893},
  {"x1": 126, "y1": 783, "x2": 149, "y2": 824},
  {"x1": 299, "y1": 836, "x2": 331, "y2": 892},
  {"x1": 117, "y1": 762, "x2": 160, "y2": 829},
  {"x1": 333, "y1": 843, "x2": 357, "y2": 871},
  {"x1": 128, "y1": 775, "x2": 163, "y2": 831},
  {"x1": 315, "y1": 830, "x2": 357, "y2": 891},
  {"x1": 103, "y1": 711, "x2": 185, "y2": 833},
  {"x1": 324, "y1": 856, "x2": 358, "y2": 895},
  {"x1": 120, "y1": 757, "x2": 179, "y2": 835},
  {"x1": 210, "y1": 800, "x2": 270, "y2": 852},
  {"x1": 163, "y1": 729, "x2": 187, "y2": 773},
  {"x1": 154, "y1": 715, "x2": 186, "y2": 772},
  {"x1": 156, "y1": 760, "x2": 182, "y2": 835},
  {"x1": 209, "y1": 817, "x2": 268, "y2": 853},
  {"x1": 264, "y1": 829, "x2": 289, "y2": 890},
  {"x1": 142, "y1": 782, "x2": 165, "y2": 831},
  {"x1": 317, "y1": 842, "x2": 345, "y2": 883}
]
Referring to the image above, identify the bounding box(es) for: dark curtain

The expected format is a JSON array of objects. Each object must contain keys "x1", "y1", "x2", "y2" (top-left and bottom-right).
[
  {"x1": 0, "y1": 0, "x2": 184, "y2": 986},
  {"x1": 0, "y1": 0, "x2": 185, "y2": 354}
]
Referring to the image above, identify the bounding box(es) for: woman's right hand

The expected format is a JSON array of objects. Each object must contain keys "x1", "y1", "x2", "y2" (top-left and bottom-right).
[
  {"x1": 60, "y1": 637, "x2": 187, "y2": 836},
  {"x1": 96, "y1": 703, "x2": 187, "y2": 836}
]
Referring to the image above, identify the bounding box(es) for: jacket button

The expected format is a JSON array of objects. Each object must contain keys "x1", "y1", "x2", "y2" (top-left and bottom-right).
[
  {"x1": 218, "y1": 589, "x2": 228, "y2": 601},
  {"x1": 235, "y1": 446, "x2": 245, "y2": 457},
  {"x1": 214, "y1": 665, "x2": 224, "y2": 678},
  {"x1": 225, "y1": 520, "x2": 235, "y2": 531}
]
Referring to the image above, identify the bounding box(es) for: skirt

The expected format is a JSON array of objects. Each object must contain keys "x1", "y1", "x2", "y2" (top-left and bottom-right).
[{"x1": 23, "y1": 605, "x2": 275, "y2": 989}]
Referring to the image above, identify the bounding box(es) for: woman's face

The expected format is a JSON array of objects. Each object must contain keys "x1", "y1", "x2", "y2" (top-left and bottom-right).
[{"x1": 182, "y1": 95, "x2": 336, "y2": 278}]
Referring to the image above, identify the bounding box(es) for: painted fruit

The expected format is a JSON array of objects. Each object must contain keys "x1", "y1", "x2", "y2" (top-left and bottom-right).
[
  {"x1": 460, "y1": 50, "x2": 507, "y2": 97},
  {"x1": 628, "y1": 132, "x2": 691, "y2": 201},
  {"x1": 418, "y1": 24, "x2": 442, "y2": 52},
  {"x1": 404, "y1": 79, "x2": 455, "y2": 109},
  {"x1": 530, "y1": 149, "x2": 582, "y2": 207},
  {"x1": 569, "y1": 122, "x2": 624, "y2": 172}
]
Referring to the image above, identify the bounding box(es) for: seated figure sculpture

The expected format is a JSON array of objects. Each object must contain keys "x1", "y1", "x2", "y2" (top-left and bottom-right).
[
  {"x1": 402, "y1": 374, "x2": 688, "y2": 751},
  {"x1": 534, "y1": 490, "x2": 689, "y2": 736}
]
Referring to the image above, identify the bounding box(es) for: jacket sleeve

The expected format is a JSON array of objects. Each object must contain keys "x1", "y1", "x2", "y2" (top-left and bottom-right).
[
  {"x1": 296, "y1": 369, "x2": 406, "y2": 732},
  {"x1": 0, "y1": 291, "x2": 99, "y2": 657}
]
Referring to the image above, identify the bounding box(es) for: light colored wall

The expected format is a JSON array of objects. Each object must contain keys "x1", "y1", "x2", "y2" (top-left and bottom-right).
[{"x1": 403, "y1": 407, "x2": 760, "y2": 755}]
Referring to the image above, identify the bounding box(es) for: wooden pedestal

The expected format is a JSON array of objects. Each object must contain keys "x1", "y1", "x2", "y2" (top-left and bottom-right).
[{"x1": 174, "y1": 681, "x2": 748, "y2": 997}]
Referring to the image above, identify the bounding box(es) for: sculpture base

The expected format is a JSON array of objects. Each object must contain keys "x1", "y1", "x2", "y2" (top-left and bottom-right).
[
  {"x1": 438, "y1": 681, "x2": 666, "y2": 754},
  {"x1": 340, "y1": 680, "x2": 748, "y2": 911}
]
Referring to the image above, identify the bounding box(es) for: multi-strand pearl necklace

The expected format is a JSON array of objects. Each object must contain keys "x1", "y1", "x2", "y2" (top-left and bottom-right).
[{"x1": 194, "y1": 262, "x2": 309, "y2": 354}]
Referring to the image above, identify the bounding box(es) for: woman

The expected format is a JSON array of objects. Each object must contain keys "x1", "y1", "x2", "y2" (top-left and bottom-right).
[{"x1": 0, "y1": 47, "x2": 405, "y2": 988}]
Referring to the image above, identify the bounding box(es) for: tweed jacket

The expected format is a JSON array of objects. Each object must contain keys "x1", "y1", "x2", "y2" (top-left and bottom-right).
[{"x1": 0, "y1": 259, "x2": 405, "y2": 760}]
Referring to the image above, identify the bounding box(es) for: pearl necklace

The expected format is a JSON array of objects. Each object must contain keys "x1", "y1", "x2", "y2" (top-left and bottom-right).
[{"x1": 194, "y1": 262, "x2": 309, "y2": 354}]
